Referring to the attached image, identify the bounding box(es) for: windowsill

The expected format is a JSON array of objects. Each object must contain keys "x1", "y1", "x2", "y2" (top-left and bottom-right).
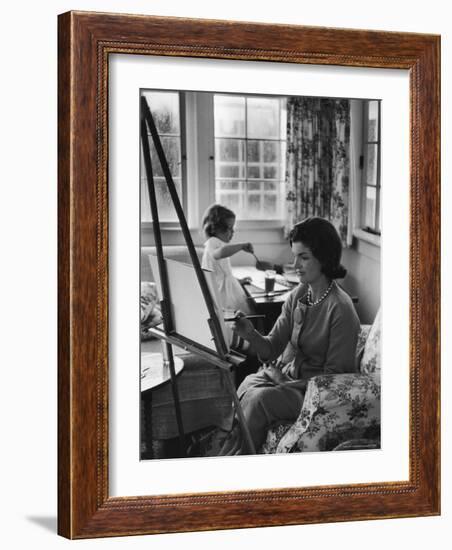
[
  {"x1": 353, "y1": 228, "x2": 381, "y2": 247},
  {"x1": 141, "y1": 222, "x2": 200, "y2": 232},
  {"x1": 235, "y1": 219, "x2": 285, "y2": 231},
  {"x1": 141, "y1": 220, "x2": 288, "y2": 248},
  {"x1": 141, "y1": 220, "x2": 285, "y2": 232}
]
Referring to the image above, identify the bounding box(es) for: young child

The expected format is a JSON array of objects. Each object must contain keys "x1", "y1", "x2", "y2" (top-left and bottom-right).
[{"x1": 201, "y1": 204, "x2": 253, "y2": 314}]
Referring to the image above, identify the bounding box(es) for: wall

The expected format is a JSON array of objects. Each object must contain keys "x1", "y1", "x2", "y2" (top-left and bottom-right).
[
  {"x1": 1, "y1": 1, "x2": 449, "y2": 550},
  {"x1": 342, "y1": 239, "x2": 380, "y2": 324}
]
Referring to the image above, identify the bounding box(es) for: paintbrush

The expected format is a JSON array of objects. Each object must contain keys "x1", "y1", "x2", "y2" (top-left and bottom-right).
[
  {"x1": 223, "y1": 314, "x2": 266, "y2": 322},
  {"x1": 251, "y1": 252, "x2": 274, "y2": 271}
]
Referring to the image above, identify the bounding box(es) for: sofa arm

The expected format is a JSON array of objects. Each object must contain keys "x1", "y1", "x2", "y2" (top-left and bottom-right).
[
  {"x1": 276, "y1": 372, "x2": 381, "y2": 453},
  {"x1": 357, "y1": 324, "x2": 372, "y2": 351}
]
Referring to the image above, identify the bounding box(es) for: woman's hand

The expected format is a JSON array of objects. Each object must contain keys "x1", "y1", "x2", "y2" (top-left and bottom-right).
[
  {"x1": 241, "y1": 242, "x2": 254, "y2": 254},
  {"x1": 232, "y1": 311, "x2": 256, "y2": 340},
  {"x1": 233, "y1": 311, "x2": 273, "y2": 359}
]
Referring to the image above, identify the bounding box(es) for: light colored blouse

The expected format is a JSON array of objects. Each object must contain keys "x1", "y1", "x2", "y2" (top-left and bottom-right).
[
  {"x1": 259, "y1": 281, "x2": 360, "y2": 390},
  {"x1": 202, "y1": 236, "x2": 251, "y2": 313}
]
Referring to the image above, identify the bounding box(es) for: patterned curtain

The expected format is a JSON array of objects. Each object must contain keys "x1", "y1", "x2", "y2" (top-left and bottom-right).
[{"x1": 285, "y1": 97, "x2": 351, "y2": 245}]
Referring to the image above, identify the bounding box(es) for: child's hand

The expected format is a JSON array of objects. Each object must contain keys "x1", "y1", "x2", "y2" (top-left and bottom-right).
[{"x1": 242, "y1": 242, "x2": 254, "y2": 254}]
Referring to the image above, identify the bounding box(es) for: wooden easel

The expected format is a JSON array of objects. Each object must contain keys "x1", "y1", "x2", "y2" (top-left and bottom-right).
[{"x1": 140, "y1": 95, "x2": 256, "y2": 456}]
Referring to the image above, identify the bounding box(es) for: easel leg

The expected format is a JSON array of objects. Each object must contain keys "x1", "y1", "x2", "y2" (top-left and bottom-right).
[
  {"x1": 162, "y1": 341, "x2": 186, "y2": 457},
  {"x1": 223, "y1": 369, "x2": 256, "y2": 455}
]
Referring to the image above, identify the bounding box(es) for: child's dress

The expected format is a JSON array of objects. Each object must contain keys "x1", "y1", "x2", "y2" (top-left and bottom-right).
[{"x1": 202, "y1": 236, "x2": 251, "y2": 314}]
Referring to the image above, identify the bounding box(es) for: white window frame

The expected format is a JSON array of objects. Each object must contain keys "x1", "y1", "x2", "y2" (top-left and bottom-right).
[{"x1": 360, "y1": 99, "x2": 381, "y2": 236}]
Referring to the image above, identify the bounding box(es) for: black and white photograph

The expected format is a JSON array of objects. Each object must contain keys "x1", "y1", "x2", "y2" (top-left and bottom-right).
[
  {"x1": 139, "y1": 89, "x2": 381, "y2": 460},
  {"x1": 2, "y1": 0, "x2": 446, "y2": 545}
]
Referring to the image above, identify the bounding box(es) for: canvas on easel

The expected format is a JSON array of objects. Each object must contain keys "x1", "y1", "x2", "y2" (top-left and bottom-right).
[{"x1": 148, "y1": 255, "x2": 230, "y2": 353}]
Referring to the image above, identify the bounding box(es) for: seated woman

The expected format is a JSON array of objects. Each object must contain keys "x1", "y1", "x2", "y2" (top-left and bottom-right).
[{"x1": 221, "y1": 217, "x2": 361, "y2": 454}]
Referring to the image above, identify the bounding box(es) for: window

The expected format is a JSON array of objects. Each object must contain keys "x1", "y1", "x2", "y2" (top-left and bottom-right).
[
  {"x1": 361, "y1": 100, "x2": 381, "y2": 234},
  {"x1": 140, "y1": 91, "x2": 185, "y2": 222},
  {"x1": 214, "y1": 95, "x2": 287, "y2": 220}
]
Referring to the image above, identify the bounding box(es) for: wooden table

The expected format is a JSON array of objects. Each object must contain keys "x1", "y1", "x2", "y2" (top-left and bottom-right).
[
  {"x1": 141, "y1": 352, "x2": 185, "y2": 459},
  {"x1": 232, "y1": 266, "x2": 293, "y2": 334}
]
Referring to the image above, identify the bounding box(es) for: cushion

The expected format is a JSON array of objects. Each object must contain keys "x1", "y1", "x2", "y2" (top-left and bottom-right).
[
  {"x1": 360, "y1": 309, "x2": 381, "y2": 374},
  {"x1": 273, "y1": 372, "x2": 380, "y2": 453},
  {"x1": 140, "y1": 282, "x2": 163, "y2": 340}
]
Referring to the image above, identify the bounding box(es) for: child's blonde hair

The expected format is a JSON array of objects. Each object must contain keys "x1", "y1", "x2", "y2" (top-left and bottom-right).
[{"x1": 202, "y1": 204, "x2": 236, "y2": 238}]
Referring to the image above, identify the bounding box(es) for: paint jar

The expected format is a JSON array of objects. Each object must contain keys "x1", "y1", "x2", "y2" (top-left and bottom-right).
[{"x1": 264, "y1": 270, "x2": 276, "y2": 292}]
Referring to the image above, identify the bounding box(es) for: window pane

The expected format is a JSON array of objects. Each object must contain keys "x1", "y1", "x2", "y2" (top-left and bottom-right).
[
  {"x1": 141, "y1": 149, "x2": 182, "y2": 223},
  {"x1": 149, "y1": 137, "x2": 181, "y2": 179},
  {"x1": 218, "y1": 165, "x2": 240, "y2": 178},
  {"x1": 367, "y1": 101, "x2": 379, "y2": 142},
  {"x1": 263, "y1": 141, "x2": 278, "y2": 163},
  {"x1": 141, "y1": 177, "x2": 182, "y2": 222},
  {"x1": 247, "y1": 166, "x2": 260, "y2": 179},
  {"x1": 365, "y1": 144, "x2": 378, "y2": 187},
  {"x1": 247, "y1": 194, "x2": 262, "y2": 216},
  {"x1": 247, "y1": 181, "x2": 261, "y2": 191},
  {"x1": 217, "y1": 179, "x2": 239, "y2": 190},
  {"x1": 263, "y1": 194, "x2": 278, "y2": 217},
  {"x1": 216, "y1": 138, "x2": 244, "y2": 162},
  {"x1": 264, "y1": 181, "x2": 277, "y2": 191},
  {"x1": 214, "y1": 96, "x2": 245, "y2": 137},
  {"x1": 264, "y1": 166, "x2": 277, "y2": 179},
  {"x1": 247, "y1": 97, "x2": 280, "y2": 139},
  {"x1": 364, "y1": 186, "x2": 377, "y2": 229},
  {"x1": 216, "y1": 191, "x2": 241, "y2": 214},
  {"x1": 247, "y1": 141, "x2": 260, "y2": 162},
  {"x1": 143, "y1": 91, "x2": 180, "y2": 135},
  {"x1": 155, "y1": 177, "x2": 181, "y2": 220}
]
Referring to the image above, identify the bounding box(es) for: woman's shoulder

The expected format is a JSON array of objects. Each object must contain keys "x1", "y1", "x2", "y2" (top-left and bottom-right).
[
  {"x1": 330, "y1": 282, "x2": 354, "y2": 304},
  {"x1": 327, "y1": 283, "x2": 360, "y2": 321}
]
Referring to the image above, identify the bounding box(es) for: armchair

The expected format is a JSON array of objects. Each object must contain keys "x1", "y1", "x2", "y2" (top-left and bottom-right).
[{"x1": 261, "y1": 310, "x2": 381, "y2": 453}]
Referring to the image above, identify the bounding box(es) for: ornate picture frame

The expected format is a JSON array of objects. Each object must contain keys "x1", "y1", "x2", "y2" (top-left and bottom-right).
[{"x1": 58, "y1": 11, "x2": 440, "y2": 538}]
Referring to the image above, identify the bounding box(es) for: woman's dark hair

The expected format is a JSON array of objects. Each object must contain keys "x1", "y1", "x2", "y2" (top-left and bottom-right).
[
  {"x1": 289, "y1": 217, "x2": 347, "y2": 279},
  {"x1": 202, "y1": 204, "x2": 236, "y2": 238}
]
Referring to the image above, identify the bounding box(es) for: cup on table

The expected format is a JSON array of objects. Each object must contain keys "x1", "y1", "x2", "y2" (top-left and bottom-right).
[{"x1": 264, "y1": 269, "x2": 276, "y2": 293}]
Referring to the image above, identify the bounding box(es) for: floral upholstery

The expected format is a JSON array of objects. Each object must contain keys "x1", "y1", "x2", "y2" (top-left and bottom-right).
[
  {"x1": 261, "y1": 313, "x2": 381, "y2": 454},
  {"x1": 356, "y1": 324, "x2": 371, "y2": 365},
  {"x1": 360, "y1": 309, "x2": 381, "y2": 374}
]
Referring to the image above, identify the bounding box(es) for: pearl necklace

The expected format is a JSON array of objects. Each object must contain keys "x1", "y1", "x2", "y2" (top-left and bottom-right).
[{"x1": 306, "y1": 281, "x2": 334, "y2": 307}]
